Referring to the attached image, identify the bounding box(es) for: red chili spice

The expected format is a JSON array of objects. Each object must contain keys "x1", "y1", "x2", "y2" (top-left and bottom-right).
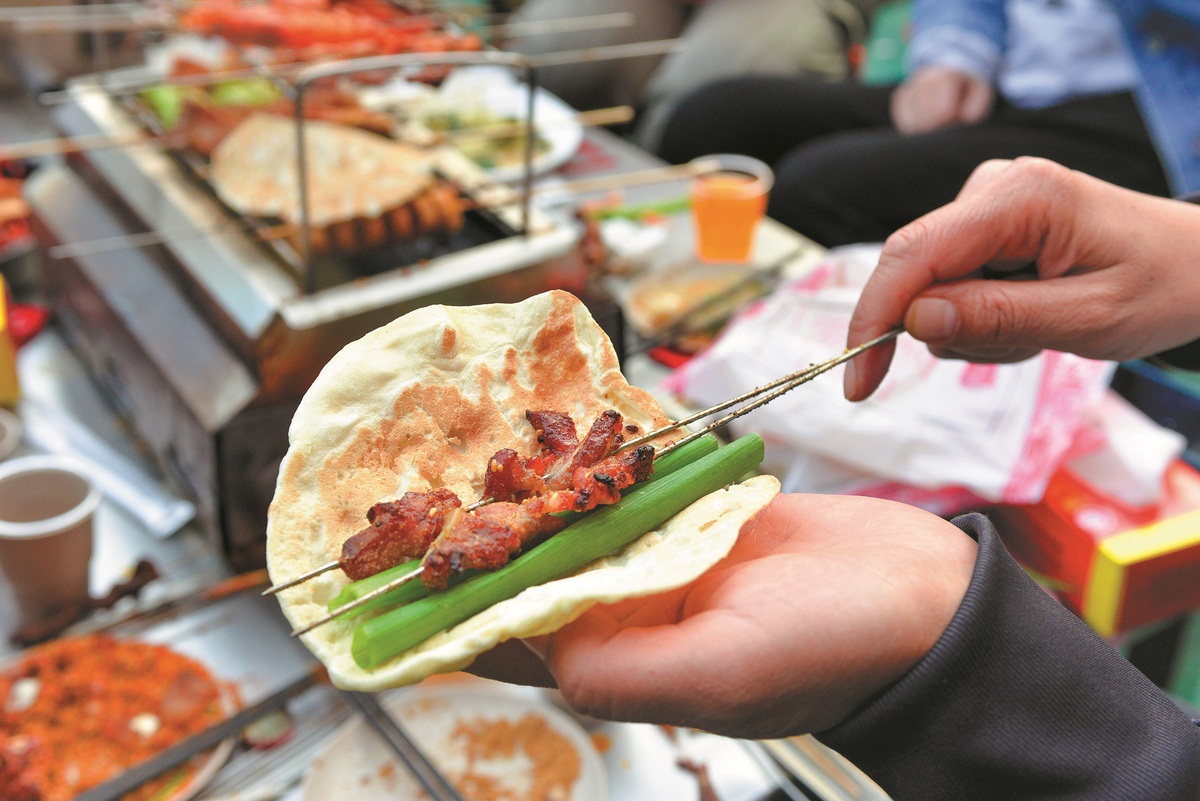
[{"x1": 0, "y1": 634, "x2": 227, "y2": 801}]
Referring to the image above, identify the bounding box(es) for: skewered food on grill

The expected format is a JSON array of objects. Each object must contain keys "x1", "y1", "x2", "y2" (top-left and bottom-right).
[
  {"x1": 179, "y1": 0, "x2": 484, "y2": 59},
  {"x1": 209, "y1": 114, "x2": 465, "y2": 254}
]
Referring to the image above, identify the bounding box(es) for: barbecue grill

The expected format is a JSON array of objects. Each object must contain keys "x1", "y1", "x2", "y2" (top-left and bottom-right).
[{"x1": 25, "y1": 50, "x2": 583, "y2": 569}]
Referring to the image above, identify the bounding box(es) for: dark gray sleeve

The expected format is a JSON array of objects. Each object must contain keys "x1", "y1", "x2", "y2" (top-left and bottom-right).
[{"x1": 817, "y1": 512, "x2": 1200, "y2": 801}]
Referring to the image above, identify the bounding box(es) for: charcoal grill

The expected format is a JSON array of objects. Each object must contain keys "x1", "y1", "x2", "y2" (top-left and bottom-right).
[{"x1": 25, "y1": 50, "x2": 584, "y2": 568}]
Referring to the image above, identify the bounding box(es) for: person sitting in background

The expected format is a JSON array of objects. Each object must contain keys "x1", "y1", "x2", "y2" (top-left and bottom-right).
[
  {"x1": 480, "y1": 157, "x2": 1200, "y2": 800},
  {"x1": 656, "y1": 0, "x2": 1200, "y2": 248},
  {"x1": 500, "y1": 0, "x2": 879, "y2": 151}
]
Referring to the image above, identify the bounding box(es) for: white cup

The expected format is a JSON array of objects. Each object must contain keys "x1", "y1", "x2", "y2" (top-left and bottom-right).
[{"x1": 0, "y1": 455, "x2": 101, "y2": 628}]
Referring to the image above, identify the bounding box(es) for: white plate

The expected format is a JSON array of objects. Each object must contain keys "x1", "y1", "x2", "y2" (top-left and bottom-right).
[
  {"x1": 0, "y1": 635, "x2": 235, "y2": 801},
  {"x1": 301, "y1": 685, "x2": 606, "y2": 801},
  {"x1": 374, "y1": 66, "x2": 584, "y2": 184},
  {"x1": 458, "y1": 73, "x2": 583, "y2": 184}
]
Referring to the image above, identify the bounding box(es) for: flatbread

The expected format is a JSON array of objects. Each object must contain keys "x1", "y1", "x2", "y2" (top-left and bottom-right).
[
  {"x1": 210, "y1": 113, "x2": 434, "y2": 227},
  {"x1": 267, "y1": 290, "x2": 779, "y2": 690}
]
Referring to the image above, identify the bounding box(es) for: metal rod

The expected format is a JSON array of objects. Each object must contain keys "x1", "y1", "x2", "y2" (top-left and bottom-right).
[
  {"x1": 343, "y1": 692, "x2": 468, "y2": 801},
  {"x1": 290, "y1": 566, "x2": 425, "y2": 637},
  {"x1": 39, "y1": 38, "x2": 684, "y2": 106},
  {"x1": 263, "y1": 560, "x2": 341, "y2": 596},
  {"x1": 625, "y1": 246, "x2": 803, "y2": 357},
  {"x1": 478, "y1": 11, "x2": 635, "y2": 39},
  {"x1": 655, "y1": 328, "x2": 904, "y2": 459}
]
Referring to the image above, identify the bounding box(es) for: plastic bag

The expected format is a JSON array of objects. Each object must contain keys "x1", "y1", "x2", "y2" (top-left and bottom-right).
[{"x1": 666, "y1": 246, "x2": 1115, "y2": 504}]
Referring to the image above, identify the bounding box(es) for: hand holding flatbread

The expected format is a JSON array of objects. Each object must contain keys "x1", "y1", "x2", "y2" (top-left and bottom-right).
[{"x1": 267, "y1": 290, "x2": 778, "y2": 690}]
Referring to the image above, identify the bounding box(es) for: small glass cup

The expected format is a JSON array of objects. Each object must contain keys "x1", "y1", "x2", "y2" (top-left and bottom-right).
[
  {"x1": 689, "y1": 154, "x2": 773, "y2": 263},
  {"x1": 0, "y1": 455, "x2": 100, "y2": 629}
]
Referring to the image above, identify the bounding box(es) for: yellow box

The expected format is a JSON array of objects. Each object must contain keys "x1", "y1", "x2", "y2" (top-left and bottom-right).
[
  {"x1": 1084, "y1": 509, "x2": 1200, "y2": 637},
  {"x1": 0, "y1": 276, "x2": 20, "y2": 408}
]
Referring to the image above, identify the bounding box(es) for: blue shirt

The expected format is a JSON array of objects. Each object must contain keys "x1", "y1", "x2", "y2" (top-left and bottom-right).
[{"x1": 908, "y1": 0, "x2": 1200, "y2": 195}]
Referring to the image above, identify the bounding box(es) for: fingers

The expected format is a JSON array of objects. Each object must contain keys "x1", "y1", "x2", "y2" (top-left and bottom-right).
[
  {"x1": 891, "y1": 68, "x2": 993, "y2": 134},
  {"x1": 845, "y1": 158, "x2": 1073, "y2": 400},
  {"x1": 905, "y1": 270, "x2": 1151, "y2": 362},
  {"x1": 958, "y1": 78, "x2": 995, "y2": 124},
  {"x1": 542, "y1": 606, "x2": 739, "y2": 728}
]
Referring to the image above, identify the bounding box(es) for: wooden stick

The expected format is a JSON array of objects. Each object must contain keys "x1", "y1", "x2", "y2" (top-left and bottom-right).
[
  {"x1": 0, "y1": 131, "x2": 158, "y2": 162},
  {"x1": 535, "y1": 157, "x2": 720, "y2": 197},
  {"x1": 0, "y1": 104, "x2": 632, "y2": 164},
  {"x1": 441, "y1": 104, "x2": 634, "y2": 145}
]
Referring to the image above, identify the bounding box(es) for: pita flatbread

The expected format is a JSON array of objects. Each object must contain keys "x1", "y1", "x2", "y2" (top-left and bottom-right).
[
  {"x1": 267, "y1": 290, "x2": 779, "y2": 690},
  {"x1": 210, "y1": 113, "x2": 434, "y2": 227}
]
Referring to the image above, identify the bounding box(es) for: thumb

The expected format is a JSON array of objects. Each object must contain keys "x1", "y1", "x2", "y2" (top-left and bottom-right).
[{"x1": 905, "y1": 272, "x2": 1133, "y2": 362}]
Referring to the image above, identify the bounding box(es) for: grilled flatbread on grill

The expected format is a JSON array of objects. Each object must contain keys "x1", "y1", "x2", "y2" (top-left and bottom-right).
[
  {"x1": 210, "y1": 113, "x2": 434, "y2": 227},
  {"x1": 267, "y1": 290, "x2": 780, "y2": 690}
]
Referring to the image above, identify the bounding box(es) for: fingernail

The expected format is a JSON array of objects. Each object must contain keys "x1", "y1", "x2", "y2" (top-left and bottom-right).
[
  {"x1": 843, "y1": 359, "x2": 859, "y2": 400},
  {"x1": 909, "y1": 298, "x2": 959, "y2": 341}
]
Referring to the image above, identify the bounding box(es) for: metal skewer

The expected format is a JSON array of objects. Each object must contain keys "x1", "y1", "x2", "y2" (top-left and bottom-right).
[
  {"x1": 47, "y1": 151, "x2": 709, "y2": 261},
  {"x1": 289, "y1": 566, "x2": 425, "y2": 637},
  {"x1": 276, "y1": 328, "x2": 904, "y2": 635},
  {"x1": 621, "y1": 328, "x2": 903, "y2": 454}
]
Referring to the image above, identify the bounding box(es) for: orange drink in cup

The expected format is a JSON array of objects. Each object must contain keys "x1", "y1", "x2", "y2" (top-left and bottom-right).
[{"x1": 690, "y1": 154, "x2": 773, "y2": 263}]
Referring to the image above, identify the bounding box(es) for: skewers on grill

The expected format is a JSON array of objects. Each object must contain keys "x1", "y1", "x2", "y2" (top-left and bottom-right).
[{"x1": 272, "y1": 328, "x2": 903, "y2": 636}]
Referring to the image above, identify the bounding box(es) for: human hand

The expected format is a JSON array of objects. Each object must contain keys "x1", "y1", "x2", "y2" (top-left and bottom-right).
[
  {"x1": 844, "y1": 157, "x2": 1200, "y2": 401},
  {"x1": 890, "y1": 66, "x2": 994, "y2": 134},
  {"x1": 520, "y1": 493, "x2": 976, "y2": 739}
]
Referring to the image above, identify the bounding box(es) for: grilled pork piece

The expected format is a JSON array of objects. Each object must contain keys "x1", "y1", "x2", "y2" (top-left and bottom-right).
[
  {"x1": 341, "y1": 489, "x2": 461, "y2": 579},
  {"x1": 421, "y1": 502, "x2": 568, "y2": 590},
  {"x1": 525, "y1": 410, "x2": 578, "y2": 459},
  {"x1": 422, "y1": 444, "x2": 655, "y2": 589}
]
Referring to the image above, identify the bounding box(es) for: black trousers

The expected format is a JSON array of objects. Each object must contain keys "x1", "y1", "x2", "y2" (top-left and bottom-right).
[{"x1": 656, "y1": 76, "x2": 1171, "y2": 247}]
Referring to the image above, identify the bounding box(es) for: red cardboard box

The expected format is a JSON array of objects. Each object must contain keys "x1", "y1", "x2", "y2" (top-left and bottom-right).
[{"x1": 990, "y1": 460, "x2": 1200, "y2": 636}]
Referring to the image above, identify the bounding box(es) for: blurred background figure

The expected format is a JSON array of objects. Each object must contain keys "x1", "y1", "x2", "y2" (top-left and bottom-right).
[
  {"x1": 500, "y1": 0, "x2": 881, "y2": 151},
  {"x1": 655, "y1": 0, "x2": 1200, "y2": 248}
]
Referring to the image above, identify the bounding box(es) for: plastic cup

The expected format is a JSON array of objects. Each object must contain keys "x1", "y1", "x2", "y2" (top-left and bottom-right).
[
  {"x1": 690, "y1": 154, "x2": 773, "y2": 263},
  {"x1": 0, "y1": 455, "x2": 100, "y2": 629}
]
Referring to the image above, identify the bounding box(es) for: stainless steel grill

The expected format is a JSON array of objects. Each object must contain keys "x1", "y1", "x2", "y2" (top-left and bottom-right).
[{"x1": 26, "y1": 51, "x2": 583, "y2": 568}]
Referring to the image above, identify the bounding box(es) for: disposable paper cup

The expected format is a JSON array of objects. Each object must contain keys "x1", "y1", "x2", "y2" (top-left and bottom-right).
[{"x1": 0, "y1": 455, "x2": 101, "y2": 628}]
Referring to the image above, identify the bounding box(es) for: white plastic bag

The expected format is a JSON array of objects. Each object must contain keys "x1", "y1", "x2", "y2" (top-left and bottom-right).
[{"x1": 666, "y1": 246, "x2": 1116, "y2": 504}]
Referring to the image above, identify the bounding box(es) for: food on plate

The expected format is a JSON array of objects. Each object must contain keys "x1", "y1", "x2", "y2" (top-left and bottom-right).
[
  {"x1": 179, "y1": 0, "x2": 483, "y2": 59},
  {"x1": 0, "y1": 634, "x2": 228, "y2": 801},
  {"x1": 267, "y1": 290, "x2": 779, "y2": 690},
  {"x1": 422, "y1": 107, "x2": 551, "y2": 171},
  {"x1": 301, "y1": 687, "x2": 605, "y2": 801},
  {"x1": 209, "y1": 114, "x2": 465, "y2": 254},
  {"x1": 627, "y1": 263, "x2": 766, "y2": 354}
]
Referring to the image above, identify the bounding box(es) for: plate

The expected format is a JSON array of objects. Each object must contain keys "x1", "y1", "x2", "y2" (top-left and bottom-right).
[
  {"x1": 371, "y1": 66, "x2": 584, "y2": 183},
  {"x1": 301, "y1": 685, "x2": 606, "y2": 801},
  {"x1": 448, "y1": 70, "x2": 583, "y2": 183},
  {"x1": 0, "y1": 634, "x2": 235, "y2": 801}
]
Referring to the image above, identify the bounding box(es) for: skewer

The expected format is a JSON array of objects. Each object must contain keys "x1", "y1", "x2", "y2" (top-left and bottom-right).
[
  {"x1": 625, "y1": 246, "x2": 804, "y2": 357},
  {"x1": 0, "y1": 131, "x2": 160, "y2": 162},
  {"x1": 0, "y1": 104, "x2": 633, "y2": 164},
  {"x1": 289, "y1": 566, "x2": 425, "y2": 637},
  {"x1": 651, "y1": 328, "x2": 904, "y2": 458},
  {"x1": 276, "y1": 327, "x2": 904, "y2": 634},
  {"x1": 39, "y1": 37, "x2": 685, "y2": 106},
  {"x1": 47, "y1": 154, "x2": 713, "y2": 260}
]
